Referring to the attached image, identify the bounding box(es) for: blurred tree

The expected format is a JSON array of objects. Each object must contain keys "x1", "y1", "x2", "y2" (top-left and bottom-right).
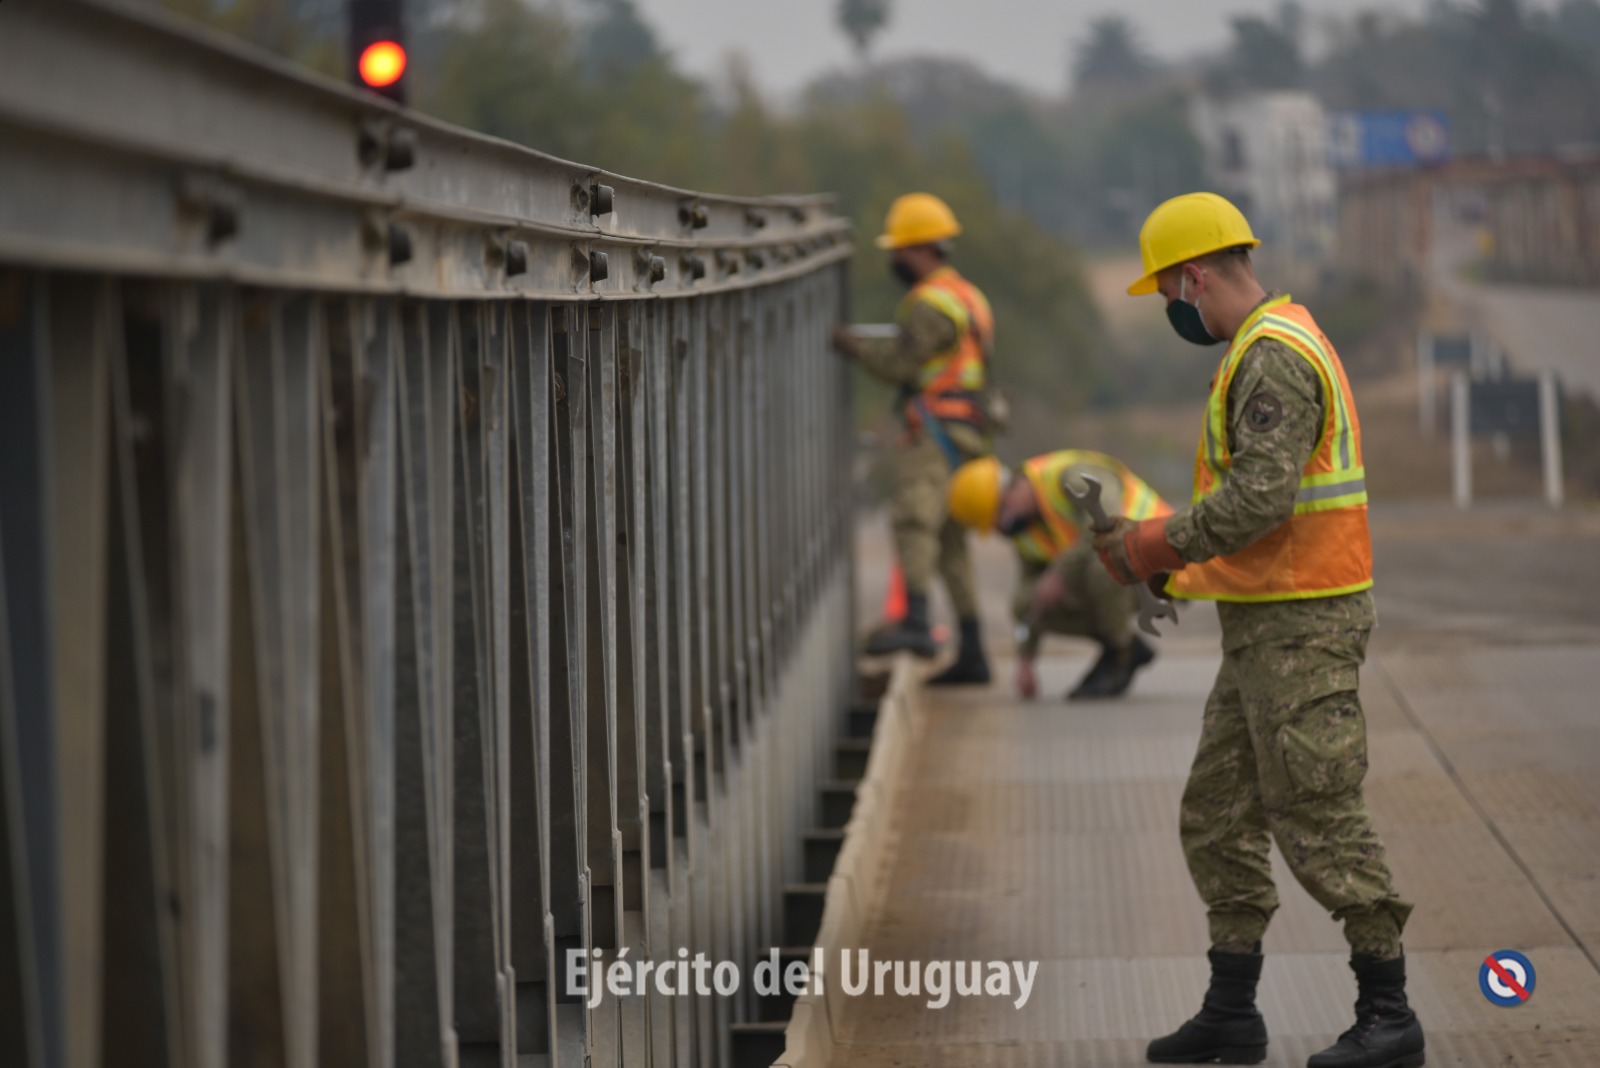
[
  {"x1": 1476, "y1": 0, "x2": 1525, "y2": 36},
  {"x1": 1555, "y1": 0, "x2": 1600, "y2": 51},
  {"x1": 1072, "y1": 16, "x2": 1153, "y2": 91},
  {"x1": 807, "y1": 57, "x2": 1071, "y2": 228},
  {"x1": 163, "y1": 0, "x2": 341, "y2": 75},
  {"x1": 1278, "y1": 0, "x2": 1307, "y2": 47},
  {"x1": 421, "y1": 0, "x2": 590, "y2": 160},
  {"x1": 1312, "y1": 0, "x2": 1600, "y2": 156},
  {"x1": 836, "y1": 0, "x2": 892, "y2": 61},
  {"x1": 579, "y1": 0, "x2": 663, "y2": 80},
  {"x1": 1090, "y1": 95, "x2": 1207, "y2": 229},
  {"x1": 1216, "y1": 15, "x2": 1304, "y2": 91},
  {"x1": 712, "y1": 55, "x2": 813, "y2": 194}
]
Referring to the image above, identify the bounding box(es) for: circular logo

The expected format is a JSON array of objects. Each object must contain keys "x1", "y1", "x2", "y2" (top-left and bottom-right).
[
  {"x1": 1479, "y1": 950, "x2": 1536, "y2": 1006},
  {"x1": 1405, "y1": 114, "x2": 1449, "y2": 163}
]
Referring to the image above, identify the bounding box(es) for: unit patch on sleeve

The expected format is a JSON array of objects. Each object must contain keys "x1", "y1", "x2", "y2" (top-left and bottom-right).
[{"x1": 1244, "y1": 391, "x2": 1284, "y2": 433}]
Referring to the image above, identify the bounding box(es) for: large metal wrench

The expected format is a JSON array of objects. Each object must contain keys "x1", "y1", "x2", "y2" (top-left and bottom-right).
[{"x1": 1064, "y1": 474, "x2": 1179, "y2": 638}]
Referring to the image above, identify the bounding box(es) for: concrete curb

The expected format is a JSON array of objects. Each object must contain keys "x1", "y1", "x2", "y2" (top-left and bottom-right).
[{"x1": 773, "y1": 655, "x2": 923, "y2": 1068}]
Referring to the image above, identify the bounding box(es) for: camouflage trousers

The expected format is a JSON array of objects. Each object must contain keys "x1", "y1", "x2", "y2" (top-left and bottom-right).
[
  {"x1": 1181, "y1": 628, "x2": 1413, "y2": 959},
  {"x1": 1009, "y1": 544, "x2": 1137, "y2": 651},
  {"x1": 888, "y1": 428, "x2": 984, "y2": 619}
]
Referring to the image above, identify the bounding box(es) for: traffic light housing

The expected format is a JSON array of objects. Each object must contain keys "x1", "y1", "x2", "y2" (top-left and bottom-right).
[{"x1": 349, "y1": 0, "x2": 408, "y2": 104}]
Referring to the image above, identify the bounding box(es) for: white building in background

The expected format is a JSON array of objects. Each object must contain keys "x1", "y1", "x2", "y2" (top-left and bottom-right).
[{"x1": 1189, "y1": 91, "x2": 1337, "y2": 277}]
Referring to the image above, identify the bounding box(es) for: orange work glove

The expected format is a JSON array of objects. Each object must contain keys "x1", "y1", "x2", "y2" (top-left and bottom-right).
[{"x1": 1092, "y1": 516, "x2": 1184, "y2": 586}]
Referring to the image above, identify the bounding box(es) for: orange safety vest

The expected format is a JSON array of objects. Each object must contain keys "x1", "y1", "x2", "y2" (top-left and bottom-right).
[
  {"x1": 1013, "y1": 450, "x2": 1171, "y2": 566},
  {"x1": 1167, "y1": 297, "x2": 1373, "y2": 602},
  {"x1": 899, "y1": 266, "x2": 993, "y2": 430}
]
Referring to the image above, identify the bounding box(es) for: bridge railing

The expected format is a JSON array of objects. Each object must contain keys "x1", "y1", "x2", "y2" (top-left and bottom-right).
[{"x1": 0, "y1": 2, "x2": 857, "y2": 1066}]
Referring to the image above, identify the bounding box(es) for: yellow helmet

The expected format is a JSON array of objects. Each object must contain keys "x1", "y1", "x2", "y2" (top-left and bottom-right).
[
  {"x1": 1126, "y1": 192, "x2": 1260, "y2": 296},
  {"x1": 947, "y1": 457, "x2": 1007, "y2": 533},
  {"x1": 876, "y1": 193, "x2": 962, "y2": 250}
]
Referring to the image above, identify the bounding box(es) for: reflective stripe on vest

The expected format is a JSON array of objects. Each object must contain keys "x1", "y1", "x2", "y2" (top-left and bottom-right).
[
  {"x1": 1013, "y1": 450, "x2": 1172, "y2": 565},
  {"x1": 900, "y1": 267, "x2": 992, "y2": 427},
  {"x1": 1168, "y1": 297, "x2": 1374, "y2": 603}
]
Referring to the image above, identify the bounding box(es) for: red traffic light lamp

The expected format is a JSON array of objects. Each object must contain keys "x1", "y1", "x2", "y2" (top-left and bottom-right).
[
  {"x1": 358, "y1": 40, "x2": 407, "y2": 89},
  {"x1": 349, "y1": 0, "x2": 407, "y2": 104}
]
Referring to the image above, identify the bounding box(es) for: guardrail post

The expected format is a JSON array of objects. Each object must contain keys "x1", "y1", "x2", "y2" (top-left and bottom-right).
[
  {"x1": 1539, "y1": 369, "x2": 1563, "y2": 508},
  {"x1": 1452, "y1": 372, "x2": 1472, "y2": 509}
]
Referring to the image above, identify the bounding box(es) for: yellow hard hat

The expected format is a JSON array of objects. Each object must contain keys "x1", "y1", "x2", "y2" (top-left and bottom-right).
[
  {"x1": 876, "y1": 193, "x2": 962, "y2": 250},
  {"x1": 947, "y1": 457, "x2": 1006, "y2": 533},
  {"x1": 1126, "y1": 192, "x2": 1260, "y2": 296}
]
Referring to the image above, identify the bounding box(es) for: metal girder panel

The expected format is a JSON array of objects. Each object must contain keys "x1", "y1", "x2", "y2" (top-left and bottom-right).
[
  {"x1": 669, "y1": 302, "x2": 696, "y2": 873},
  {"x1": 45, "y1": 276, "x2": 113, "y2": 1068},
  {"x1": 584, "y1": 303, "x2": 622, "y2": 943},
  {"x1": 543, "y1": 304, "x2": 589, "y2": 1065},
  {"x1": 1, "y1": 12, "x2": 859, "y2": 1062},
  {"x1": 583, "y1": 303, "x2": 622, "y2": 1068},
  {"x1": 90, "y1": 277, "x2": 181, "y2": 1068},
  {"x1": 317, "y1": 295, "x2": 377, "y2": 1068},
  {"x1": 0, "y1": 271, "x2": 65, "y2": 1068},
  {"x1": 616, "y1": 305, "x2": 647, "y2": 885},
  {"x1": 355, "y1": 295, "x2": 401, "y2": 1068},
  {"x1": 506, "y1": 299, "x2": 567, "y2": 1062},
  {"x1": 612, "y1": 304, "x2": 650, "y2": 1068},
  {"x1": 702, "y1": 294, "x2": 730, "y2": 1045},
  {"x1": 735, "y1": 289, "x2": 774, "y2": 958},
  {"x1": 390, "y1": 300, "x2": 452, "y2": 1067},
  {"x1": 447, "y1": 301, "x2": 503, "y2": 1060},
  {"x1": 482, "y1": 302, "x2": 517, "y2": 1062},
  {"x1": 233, "y1": 290, "x2": 324, "y2": 1068},
  {"x1": 161, "y1": 282, "x2": 236, "y2": 1068}
]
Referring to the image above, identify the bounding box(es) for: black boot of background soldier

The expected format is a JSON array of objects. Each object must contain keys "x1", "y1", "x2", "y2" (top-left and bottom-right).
[
  {"x1": 1147, "y1": 946, "x2": 1269, "y2": 1065},
  {"x1": 862, "y1": 591, "x2": 939, "y2": 659},
  {"x1": 927, "y1": 616, "x2": 991, "y2": 685},
  {"x1": 1307, "y1": 955, "x2": 1425, "y2": 1068},
  {"x1": 1070, "y1": 635, "x2": 1156, "y2": 700}
]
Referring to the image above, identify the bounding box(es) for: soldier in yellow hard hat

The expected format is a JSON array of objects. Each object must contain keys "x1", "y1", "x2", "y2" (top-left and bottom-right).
[
  {"x1": 1102, "y1": 192, "x2": 1423, "y2": 1068},
  {"x1": 947, "y1": 452, "x2": 1170, "y2": 700},
  {"x1": 832, "y1": 193, "x2": 998, "y2": 685}
]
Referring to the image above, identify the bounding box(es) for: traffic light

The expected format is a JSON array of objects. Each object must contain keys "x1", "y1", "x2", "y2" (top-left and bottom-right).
[{"x1": 349, "y1": 0, "x2": 408, "y2": 104}]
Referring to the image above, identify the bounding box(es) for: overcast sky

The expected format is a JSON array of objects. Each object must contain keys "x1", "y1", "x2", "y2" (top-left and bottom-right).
[{"x1": 627, "y1": 0, "x2": 1506, "y2": 99}]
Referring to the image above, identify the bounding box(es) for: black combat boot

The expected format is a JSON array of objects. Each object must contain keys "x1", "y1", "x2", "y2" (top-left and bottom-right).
[
  {"x1": 1069, "y1": 636, "x2": 1156, "y2": 700},
  {"x1": 1147, "y1": 946, "x2": 1268, "y2": 1065},
  {"x1": 1307, "y1": 955, "x2": 1425, "y2": 1068},
  {"x1": 862, "y1": 592, "x2": 939, "y2": 659},
  {"x1": 927, "y1": 617, "x2": 991, "y2": 685}
]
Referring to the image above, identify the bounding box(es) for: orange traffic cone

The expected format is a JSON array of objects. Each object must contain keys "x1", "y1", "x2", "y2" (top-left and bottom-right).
[
  {"x1": 881, "y1": 562, "x2": 908, "y2": 622},
  {"x1": 880, "y1": 564, "x2": 949, "y2": 642}
]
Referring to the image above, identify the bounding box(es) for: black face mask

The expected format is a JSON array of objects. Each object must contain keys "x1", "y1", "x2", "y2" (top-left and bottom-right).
[
  {"x1": 890, "y1": 259, "x2": 919, "y2": 288},
  {"x1": 1166, "y1": 275, "x2": 1222, "y2": 346}
]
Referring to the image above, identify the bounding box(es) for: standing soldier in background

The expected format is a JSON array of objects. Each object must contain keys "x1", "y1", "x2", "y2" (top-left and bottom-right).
[
  {"x1": 832, "y1": 193, "x2": 996, "y2": 685},
  {"x1": 945, "y1": 451, "x2": 1170, "y2": 700},
  {"x1": 1097, "y1": 193, "x2": 1424, "y2": 1068}
]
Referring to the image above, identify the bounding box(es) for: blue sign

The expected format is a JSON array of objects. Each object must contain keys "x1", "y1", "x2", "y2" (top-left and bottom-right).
[
  {"x1": 1328, "y1": 111, "x2": 1451, "y2": 169},
  {"x1": 1479, "y1": 950, "x2": 1536, "y2": 1007}
]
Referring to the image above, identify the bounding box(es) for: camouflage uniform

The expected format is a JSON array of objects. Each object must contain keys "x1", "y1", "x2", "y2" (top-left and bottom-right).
[
  {"x1": 1012, "y1": 461, "x2": 1136, "y2": 657},
  {"x1": 1163, "y1": 328, "x2": 1412, "y2": 960},
  {"x1": 856, "y1": 301, "x2": 989, "y2": 618}
]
